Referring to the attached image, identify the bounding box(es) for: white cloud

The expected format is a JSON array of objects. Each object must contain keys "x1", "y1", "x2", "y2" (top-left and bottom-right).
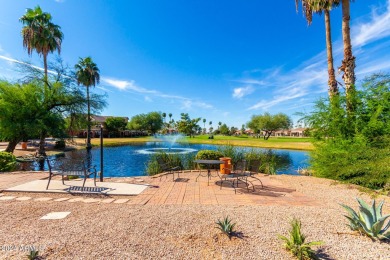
[
  {"x1": 248, "y1": 87, "x2": 308, "y2": 110},
  {"x1": 102, "y1": 77, "x2": 213, "y2": 110},
  {"x1": 353, "y1": 0, "x2": 390, "y2": 47},
  {"x1": 101, "y1": 77, "x2": 157, "y2": 94},
  {"x1": 232, "y1": 85, "x2": 254, "y2": 99},
  {"x1": 244, "y1": 0, "x2": 390, "y2": 111}
]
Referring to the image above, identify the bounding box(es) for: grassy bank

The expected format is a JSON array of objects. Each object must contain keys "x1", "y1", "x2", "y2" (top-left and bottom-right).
[{"x1": 73, "y1": 135, "x2": 313, "y2": 150}]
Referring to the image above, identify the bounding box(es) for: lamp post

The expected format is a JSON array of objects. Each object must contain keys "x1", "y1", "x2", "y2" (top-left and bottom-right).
[{"x1": 99, "y1": 124, "x2": 104, "y2": 182}]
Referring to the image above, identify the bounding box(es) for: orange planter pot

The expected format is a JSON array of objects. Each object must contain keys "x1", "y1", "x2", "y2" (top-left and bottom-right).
[
  {"x1": 219, "y1": 157, "x2": 231, "y2": 174},
  {"x1": 21, "y1": 142, "x2": 28, "y2": 150}
]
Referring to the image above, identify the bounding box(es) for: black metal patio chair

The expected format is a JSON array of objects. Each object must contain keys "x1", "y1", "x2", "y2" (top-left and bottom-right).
[
  {"x1": 46, "y1": 158, "x2": 97, "y2": 190},
  {"x1": 219, "y1": 160, "x2": 253, "y2": 193},
  {"x1": 157, "y1": 157, "x2": 181, "y2": 181}
]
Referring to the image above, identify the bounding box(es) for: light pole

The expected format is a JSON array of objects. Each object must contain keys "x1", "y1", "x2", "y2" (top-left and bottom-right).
[{"x1": 99, "y1": 124, "x2": 104, "y2": 182}]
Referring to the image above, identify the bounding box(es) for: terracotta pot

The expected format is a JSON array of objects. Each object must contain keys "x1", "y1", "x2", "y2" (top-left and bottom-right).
[{"x1": 21, "y1": 142, "x2": 28, "y2": 150}]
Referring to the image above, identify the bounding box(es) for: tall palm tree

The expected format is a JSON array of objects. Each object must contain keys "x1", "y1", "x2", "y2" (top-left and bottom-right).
[
  {"x1": 20, "y1": 5, "x2": 63, "y2": 155},
  {"x1": 75, "y1": 57, "x2": 100, "y2": 150},
  {"x1": 296, "y1": 0, "x2": 339, "y2": 99},
  {"x1": 20, "y1": 6, "x2": 63, "y2": 87},
  {"x1": 340, "y1": 0, "x2": 356, "y2": 113},
  {"x1": 202, "y1": 118, "x2": 206, "y2": 133},
  {"x1": 162, "y1": 112, "x2": 166, "y2": 123}
]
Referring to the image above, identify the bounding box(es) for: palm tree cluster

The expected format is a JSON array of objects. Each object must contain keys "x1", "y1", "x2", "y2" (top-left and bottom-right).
[
  {"x1": 20, "y1": 6, "x2": 101, "y2": 152},
  {"x1": 296, "y1": 0, "x2": 356, "y2": 112}
]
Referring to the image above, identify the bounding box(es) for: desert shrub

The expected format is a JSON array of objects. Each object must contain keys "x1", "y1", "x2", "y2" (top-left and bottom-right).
[
  {"x1": 301, "y1": 73, "x2": 390, "y2": 190},
  {"x1": 0, "y1": 152, "x2": 16, "y2": 172},
  {"x1": 310, "y1": 137, "x2": 390, "y2": 189}
]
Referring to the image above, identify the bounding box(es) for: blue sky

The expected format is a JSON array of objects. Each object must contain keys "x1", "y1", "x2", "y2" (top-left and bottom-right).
[{"x1": 1, "y1": 0, "x2": 390, "y2": 128}]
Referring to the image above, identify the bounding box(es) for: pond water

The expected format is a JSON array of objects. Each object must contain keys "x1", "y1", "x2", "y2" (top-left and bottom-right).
[{"x1": 19, "y1": 142, "x2": 310, "y2": 177}]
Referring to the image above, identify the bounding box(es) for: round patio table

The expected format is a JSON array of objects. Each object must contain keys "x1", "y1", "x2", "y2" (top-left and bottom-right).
[{"x1": 194, "y1": 159, "x2": 225, "y2": 186}]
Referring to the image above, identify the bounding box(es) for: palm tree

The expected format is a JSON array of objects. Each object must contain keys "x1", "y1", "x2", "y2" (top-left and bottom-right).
[
  {"x1": 162, "y1": 112, "x2": 166, "y2": 122},
  {"x1": 162, "y1": 112, "x2": 167, "y2": 130},
  {"x1": 340, "y1": 0, "x2": 356, "y2": 113},
  {"x1": 20, "y1": 6, "x2": 63, "y2": 87},
  {"x1": 75, "y1": 57, "x2": 100, "y2": 150},
  {"x1": 20, "y1": 5, "x2": 63, "y2": 155},
  {"x1": 168, "y1": 113, "x2": 172, "y2": 128},
  {"x1": 218, "y1": 121, "x2": 222, "y2": 130},
  {"x1": 296, "y1": 0, "x2": 339, "y2": 99},
  {"x1": 202, "y1": 118, "x2": 206, "y2": 134}
]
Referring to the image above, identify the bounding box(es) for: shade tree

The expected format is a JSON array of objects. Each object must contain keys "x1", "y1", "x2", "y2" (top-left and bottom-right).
[{"x1": 247, "y1": 112, "x2": 292, "y2": 140}]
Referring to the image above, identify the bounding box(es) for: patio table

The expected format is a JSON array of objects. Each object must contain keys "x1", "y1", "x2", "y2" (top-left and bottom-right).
[{"x1": 194, "y1": 159, "x2": 225, "y2": 186}]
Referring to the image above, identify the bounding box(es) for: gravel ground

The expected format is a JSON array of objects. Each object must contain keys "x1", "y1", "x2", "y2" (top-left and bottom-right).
[{"x1": 0, "y1": 176, "x2": 389, "y2": 260}]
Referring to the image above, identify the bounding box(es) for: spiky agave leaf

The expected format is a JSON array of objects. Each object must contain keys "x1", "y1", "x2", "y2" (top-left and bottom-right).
[
  {"x1": 374, "y1": 214, "x2": 390, "y2": 235},
  {"x1": 356, "y1": 198, "x2": 375, "y2": 230},
  {"x1": 215, "y1": 216, "x2": 236, "y2": 237},
  {"x1": 375, "y1": 200, "x2": 385, "y2": 221},
  {"x1": 340, "y1": 204, "x2": 361, "y2": 230}
]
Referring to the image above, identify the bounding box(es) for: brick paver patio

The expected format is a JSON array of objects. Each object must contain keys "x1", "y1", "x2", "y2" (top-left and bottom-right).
[{"x1": 0, "y1": 171, "x2": 319, "y2": 206}]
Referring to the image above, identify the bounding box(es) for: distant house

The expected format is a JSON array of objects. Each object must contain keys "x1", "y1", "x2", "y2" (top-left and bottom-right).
[
  {"x1": 290, "y1": 128, "x2": 306, "y2": 137},
  {"x1": 250, "y1": 128, "x2": 308, "y2": 138},
  {"x1": 274, "y1": 129, "x2": 291, "y2": 137}
]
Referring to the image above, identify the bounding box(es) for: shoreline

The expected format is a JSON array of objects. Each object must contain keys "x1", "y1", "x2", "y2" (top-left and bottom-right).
[{"x1": 75, "y1": 136, "x2": 314, "y2": 151}]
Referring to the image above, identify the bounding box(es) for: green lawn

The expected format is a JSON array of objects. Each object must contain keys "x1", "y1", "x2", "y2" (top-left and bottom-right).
[{"x1": 77, "y1": 135, "x2": 313, "y2": 151}]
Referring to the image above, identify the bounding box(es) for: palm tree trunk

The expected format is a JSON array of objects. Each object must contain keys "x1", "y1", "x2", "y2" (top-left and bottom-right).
[
  {"x1": 341, "y1": 0, "x2": 356, "y2": 113},
  {"x1": 43, "y1": 54, "x2": 48, "y2": 88},
  {"x1": 5, "y1": 138, "x2": 20, "y2": 153},
  {"x1": 36, "y1": 53, "x2": 49, "y2": 156},
  {"x1": 86, "y1": 86, "x2": 92, "y2": 150},
  {"x1": 325, "y1": 9, "x2": 338, "y2": 99}
]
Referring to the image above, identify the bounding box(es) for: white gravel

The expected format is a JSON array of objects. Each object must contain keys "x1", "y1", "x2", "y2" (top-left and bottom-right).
[{"x1": 0, "y1": 175, "x2": 389, "y2": 259}]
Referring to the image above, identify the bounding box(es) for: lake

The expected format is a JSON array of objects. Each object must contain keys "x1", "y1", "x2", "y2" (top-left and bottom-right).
[{"x1": 20, "y1": 142, "x2": 310, "y2": 177}]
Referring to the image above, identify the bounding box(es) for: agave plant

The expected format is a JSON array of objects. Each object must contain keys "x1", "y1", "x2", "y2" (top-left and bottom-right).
[
  {"x1": 278, "y1": 218, "x2": 323, "y2": 260},
  {"x1": 27, "y1": 249, "x2": 39, "y2": 260},
  {"x1": 215, "y1": 216, "x2": 236, "y2": 238},
  {"x1": 341, "y1": 198, "x2": 390, "y2": 241}
]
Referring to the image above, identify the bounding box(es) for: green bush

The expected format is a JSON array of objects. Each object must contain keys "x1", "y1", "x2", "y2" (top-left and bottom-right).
[
  {"x1": 310, "y1": 138, "x2": 390, "y2": 189},
  {"x1": 0, "y1": 152, "x2": 17, "y2": 172},
  {"x1": 195, "y1": 150, "x2": 223, "y2": 160}
]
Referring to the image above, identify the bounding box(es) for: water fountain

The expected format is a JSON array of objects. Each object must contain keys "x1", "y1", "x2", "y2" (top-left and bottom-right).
[{"x1": 137, "y1": 134, "x2": 197, "y2": 155}]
